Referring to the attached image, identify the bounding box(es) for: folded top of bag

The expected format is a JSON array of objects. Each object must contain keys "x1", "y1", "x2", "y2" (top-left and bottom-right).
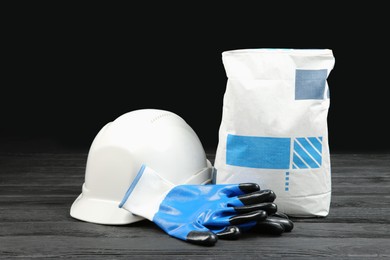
[
  {"x1": 222, "y1": 48, "x2": 333, "y2": 56},
  {"x1": 221, "y1": 48, "x2": 335, "y2": 79}
]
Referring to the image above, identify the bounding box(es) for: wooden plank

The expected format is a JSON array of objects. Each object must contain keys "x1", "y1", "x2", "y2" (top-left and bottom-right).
[
  {"x1": 0, "y1": 176, "x2": 85, "y2": 185},
  {"x1": 1, "y1": 184, "x2": 388, "y2": 196},
  {"x1": 0, "y1": 186, "x2": 82, "y2": 196},
  {"x1": 1, "y1": 176, "x2": 389, "y2": 191},
  {"x1": 1, "y1": 236, "x2": 389, "y2": 258},
  {"x1": 0, "y1": 157, "x2": 86, "y2": 168},
  {"x1": 1, "y1": 204, "x2": 388, "y2": 224},
  {"x1": 1, "y1": 195, "x2": 389, "y2": 224},
  {"x1": 0, "y1": 193, "x2": 387, "y2": 208},
  {"x1": 1, "y1": 222, "x2": 389, "y2": 239}
]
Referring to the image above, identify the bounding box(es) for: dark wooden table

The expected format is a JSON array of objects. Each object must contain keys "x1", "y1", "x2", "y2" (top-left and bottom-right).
[{"x1": 1, "y1": 151, "x2": 389, "y2": 259}]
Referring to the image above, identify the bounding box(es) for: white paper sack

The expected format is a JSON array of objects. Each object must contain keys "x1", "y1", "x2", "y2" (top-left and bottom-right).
[{"x1": 214, "y1": 49, "x2": 335, "y2": 217}]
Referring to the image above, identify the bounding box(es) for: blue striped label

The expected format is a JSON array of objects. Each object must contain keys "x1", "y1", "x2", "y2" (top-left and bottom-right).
[
  {"x1": 292, "y1": 137, "x2": 323, "y2": 169},
  {"x1": 226, "y1": 135, "x2": 291, "y2": 169}
]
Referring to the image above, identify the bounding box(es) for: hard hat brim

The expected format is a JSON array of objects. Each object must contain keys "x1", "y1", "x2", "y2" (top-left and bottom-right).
[{"x1": 70, "y1": 191, "x2": 144, "y2": 225}]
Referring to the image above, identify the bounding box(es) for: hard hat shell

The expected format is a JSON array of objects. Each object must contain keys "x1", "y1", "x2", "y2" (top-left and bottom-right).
[{"x1": 70, "y1": 109, "x2": 212, "y2": 225}]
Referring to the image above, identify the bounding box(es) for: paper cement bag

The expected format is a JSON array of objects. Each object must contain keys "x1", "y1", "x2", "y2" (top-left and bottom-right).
[{"x1": 214, "y1": 49, "x2": 335, "y2": 217}]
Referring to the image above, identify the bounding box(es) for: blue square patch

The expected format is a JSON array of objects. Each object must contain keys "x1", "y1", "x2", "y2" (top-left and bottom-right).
[{"x1": 295, "y1": 69, "x2": 327, "y2": 100}]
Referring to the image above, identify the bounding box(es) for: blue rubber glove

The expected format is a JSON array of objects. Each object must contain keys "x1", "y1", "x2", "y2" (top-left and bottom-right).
[{"x1": 119, "y1": 165, "x2": 270, "y2": 246}]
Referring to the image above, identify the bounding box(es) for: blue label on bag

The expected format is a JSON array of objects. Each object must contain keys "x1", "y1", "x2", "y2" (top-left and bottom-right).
[
  {"x1": 226, "y1": 135, "x2": 323, "y2": 170},
  {"x1": 295, "y1": 69, "x2": 327, "y2": 100},
  {"x1": 226, "y1": 135, "x2": 291, "y2": 169}
]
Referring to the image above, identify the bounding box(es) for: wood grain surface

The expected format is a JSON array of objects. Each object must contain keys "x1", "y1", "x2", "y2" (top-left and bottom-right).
[{"x1": 1, "y1": 152, "x2": 389, "y2": 259}]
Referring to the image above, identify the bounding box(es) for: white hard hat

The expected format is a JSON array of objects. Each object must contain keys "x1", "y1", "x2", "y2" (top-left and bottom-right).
[{"x1": 70, "y1": 109, "x2": 213, "y2": 225}]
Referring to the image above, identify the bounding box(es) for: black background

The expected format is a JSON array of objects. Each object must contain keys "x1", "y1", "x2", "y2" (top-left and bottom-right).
[{"x1": 1, "y1": 4, "x2": 389, "y2": 153}]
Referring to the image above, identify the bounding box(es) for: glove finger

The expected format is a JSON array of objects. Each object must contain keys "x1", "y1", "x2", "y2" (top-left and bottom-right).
[
  {"x1": 238, "y1": 189, "x2": 276, "y2": 205},
  {"x1": 267, "y1": 216, "x2": 294, "y2": 232},
  {"x1": 272, "y1": 212, "x2": 290, "y2": 219},
  {"x1": 229, "y1": 210, "x2": 267, "y2": 225},
  {"x1": 253, "y1": 220, "x2": 285, "y2": 235},
  {"x1": 214, "y1": 226, "x2": 241, "y2": 240},
  {"x1": 219, "y1": 183, "x2": 260, "y2": 197},
  {"x1": 203, "y1": 208, "x2": 267, "y2": 227},
  {"x1": 164, "y1": 221, "x2": 218, "y2": 246},
  {"x1": 234, "y1": 202, "x2": 277, "y2": 215},
  {"x1": 186, "y1": 230, "x2": 218, "y2": 246},
  {"x1": 238, "y1": 183, "x2": 261, "y2": 193}
]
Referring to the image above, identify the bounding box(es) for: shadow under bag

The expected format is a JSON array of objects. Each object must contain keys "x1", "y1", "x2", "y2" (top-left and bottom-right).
[{"x1": 214, "y1": 48, "x2": 335, "y2": 217}]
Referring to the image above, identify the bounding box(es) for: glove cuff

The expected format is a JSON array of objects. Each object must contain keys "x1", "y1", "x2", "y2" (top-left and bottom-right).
[{"x1": 119, "y1": 164, "x2": 174, "y2": 220}]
